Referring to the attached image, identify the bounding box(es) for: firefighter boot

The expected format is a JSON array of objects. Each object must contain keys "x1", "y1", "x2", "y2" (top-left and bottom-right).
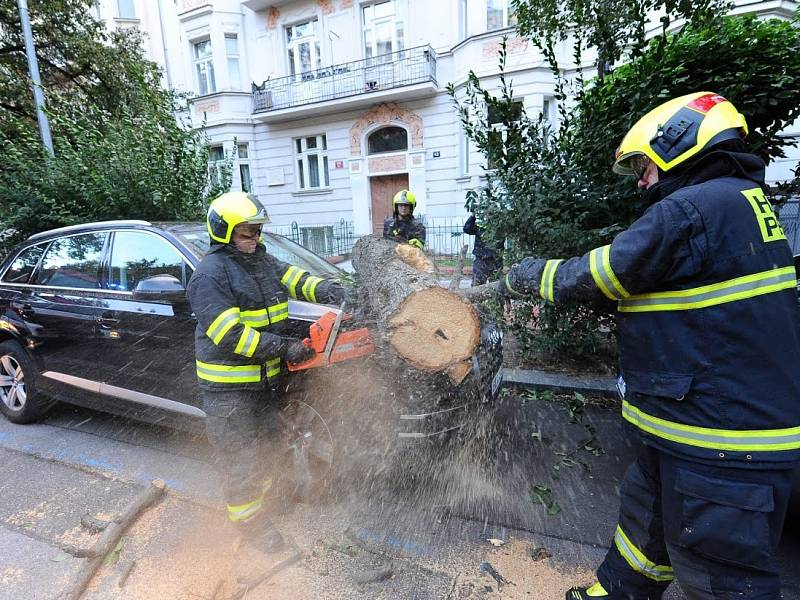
[
  {"x1": 238, "y1": 512, "x2": 286, "y2": 554},
  {"x1": 565, "y1": 582, "x2": 614, "y2": 600}
]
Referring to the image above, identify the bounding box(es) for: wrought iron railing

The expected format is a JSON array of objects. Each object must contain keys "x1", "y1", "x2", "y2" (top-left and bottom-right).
[
  {"x1": 778, "y1": 199, "x2": 800, "y2": 255},
  {"x1": 267, "y1": 218, "x2": 479, "y2": 260},
  {"x1": 252, "y1": 45, "x2": 437, "y2": 113},
  {"x1": 268, "y1": 220, "x2": 360, "y2": 258}
]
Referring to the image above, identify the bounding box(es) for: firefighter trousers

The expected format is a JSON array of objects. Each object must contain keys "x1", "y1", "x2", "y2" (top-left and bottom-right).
[
  {"x1": 597, "y1": 441, "x2": 794, "y2": 600},
  {"x1": 471, "y1": 255, "x2": 503, "y2": 286},
  {"x1": 201, "y1": 388, "x2": 283, "y2": 522}
]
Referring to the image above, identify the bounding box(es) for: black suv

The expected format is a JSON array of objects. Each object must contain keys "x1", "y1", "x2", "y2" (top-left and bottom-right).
[{"x1": 0, "y1": 221, "x2": 503, "y2": 438}]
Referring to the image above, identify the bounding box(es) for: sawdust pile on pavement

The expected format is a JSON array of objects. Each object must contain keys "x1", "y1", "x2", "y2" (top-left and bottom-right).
[
  {"x1": 0, "y1": 566, "x2": 25, "y2": 586},
  {"x1": 56, "y1": 523, "x2": 98, "y2": 549},
  {"x1": 456, "y1": 538, "x2": 596, "y2": 599},
  {"x1": 5, "y1": 500, "x2": 49, "y2": 527}
]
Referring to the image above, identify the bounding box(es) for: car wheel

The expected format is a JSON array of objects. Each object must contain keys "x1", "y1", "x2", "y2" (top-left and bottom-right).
[{"x1": 0, "y1": 340, "x2": 48, "y2": 424}]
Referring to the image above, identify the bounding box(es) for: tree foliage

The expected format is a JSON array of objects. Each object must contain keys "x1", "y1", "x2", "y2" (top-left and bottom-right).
[
  {"x1": 0, "y1": 0, "x2": 228, "y2": 255},
  {"x1": 452, "y1": 12, "x2": 800, "y2": 364},
  {"x1": 512, "y1": 0, "x2": 727, "y2": 85}
]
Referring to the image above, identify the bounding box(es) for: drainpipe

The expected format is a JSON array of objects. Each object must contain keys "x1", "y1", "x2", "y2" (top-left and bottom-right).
[{"x1": 156, "y1": 0, "x2": 173, "y2": 89}]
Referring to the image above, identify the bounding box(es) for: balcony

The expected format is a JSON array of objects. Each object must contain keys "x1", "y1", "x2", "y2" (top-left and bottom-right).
[{"x1": 252, "y1": 45, "x2": 437, "y2": 122}]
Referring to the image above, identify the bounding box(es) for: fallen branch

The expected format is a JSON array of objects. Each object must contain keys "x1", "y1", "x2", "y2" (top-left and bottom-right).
[
  {"x1": 231, "y1": 536, "x2": 304, "y2": 599},
  {"x1": 60, "y1": 479, "x2": 167, "y2": 600},
  {"x1": 448, "y1": 245, "x2": 469, "y2": 292},
  {"x1": 456, "y1": 282, "x2": 495, "y2": 303}
]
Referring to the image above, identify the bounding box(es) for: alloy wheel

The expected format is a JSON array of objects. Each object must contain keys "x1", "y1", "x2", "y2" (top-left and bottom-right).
[{"x1": 0, "y1": 354, "x2": 26, "y2": 412}]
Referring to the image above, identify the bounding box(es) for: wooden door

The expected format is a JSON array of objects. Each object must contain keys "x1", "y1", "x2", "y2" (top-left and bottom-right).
[{"x1": 370, "y1": 173, "x2": 409, "y2": 235}]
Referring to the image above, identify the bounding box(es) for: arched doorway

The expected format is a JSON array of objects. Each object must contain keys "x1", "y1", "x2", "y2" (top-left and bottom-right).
[{"x1": 367, "y1": 126, "x2": 410, "y2": 234}]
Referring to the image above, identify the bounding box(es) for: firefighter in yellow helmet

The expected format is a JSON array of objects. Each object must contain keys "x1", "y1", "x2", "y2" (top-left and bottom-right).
[
  {"x1": 497, "y1": 93, "x2": 800, "y2": 599},
  {"x1": 382, "y1": 189, "x2": 426, "y2": 248},
  {"x1": 186, "y1": 192, "x2": 347, "y2": 552}
]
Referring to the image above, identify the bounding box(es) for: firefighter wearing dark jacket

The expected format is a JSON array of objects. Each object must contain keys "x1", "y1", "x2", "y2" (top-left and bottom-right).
[
  {"x1": 383, "y1": 189, "x2": 426, "y2": 248},
  {"x1": 463, "y1": 212, "x2": 504, "y2": 285},
  {"x1": 498, "y1": 93, "x2": 800, "y2": 600},
  {"x1": 186, "y1": 192, "x2": 346, "y2": 553}
]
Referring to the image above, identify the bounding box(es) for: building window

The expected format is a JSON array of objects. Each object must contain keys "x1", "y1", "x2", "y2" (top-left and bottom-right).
[
  {"x1": 238, "y1": 143, "x2": 252, "y2": 193},
  {"x1": 193, "y1": 39, "x2": 216, "y2": 95},
  {"x1": 225, "y1": 34, "x2": 241, "y2": 90},
  {"x1": 487, "y1": 100, "x2": 523, "y2": 169},
  {"x1": 208, "y1": 145, "x2": 225, "y2": 186},
  {"x1": 117, "y1": 0, "x2": 135, "y2": 19},
  {"x1": 487, "y1": 0, "x2": 517, "y2": 31},
  {"x1": 287, "y1": 20, "x2": 321, "y2": 77},
  {"x1": 295, "y1": 134, "x2": 329, "y2": 190},
  {"x1": 367, "y1": 126, "x2": 408, "y2": 154},
  {"x1": 541, "y1": 96, "x2": 558, "y2": 129},
  {"x1": 461, "y1": 132, "x2": 471, "y2": 176},
  {"x1": 363, "y1": 1, "x2": 403, "y2": 59}
]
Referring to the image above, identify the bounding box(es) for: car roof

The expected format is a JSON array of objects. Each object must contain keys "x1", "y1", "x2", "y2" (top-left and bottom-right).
[{"x1": 25, "y1": 220, "x2": 153, "y2": 242}]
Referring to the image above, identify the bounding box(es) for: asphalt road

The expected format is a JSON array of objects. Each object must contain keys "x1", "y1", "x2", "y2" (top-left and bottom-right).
[{"x1": 0, "y1": 394, "x2": 798, "y2": 599}]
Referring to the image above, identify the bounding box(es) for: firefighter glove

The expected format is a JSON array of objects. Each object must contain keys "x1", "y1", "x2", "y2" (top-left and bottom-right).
[
  {"x1": 498, "y1": 258, "x2": 548, "y2": 299},
  {"x1": 328, "y1": 284, "x2": 350, "y2": 306},
  {"x1": 283, "y1": 339, "x2": 316, "y2": 364}
]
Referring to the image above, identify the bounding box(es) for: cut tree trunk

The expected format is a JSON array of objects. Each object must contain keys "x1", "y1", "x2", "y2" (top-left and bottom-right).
[{"x1": 352, "y1": 235, "x2": 480, "y2": 384}]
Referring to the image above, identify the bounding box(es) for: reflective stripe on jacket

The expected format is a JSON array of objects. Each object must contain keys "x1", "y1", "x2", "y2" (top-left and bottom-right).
[
  {"x1": 506, "y1": 151, "x2": 800, "y2": 464},
  {"x1": 186, "y1": 243, "x2": 341, "y2": 390}
]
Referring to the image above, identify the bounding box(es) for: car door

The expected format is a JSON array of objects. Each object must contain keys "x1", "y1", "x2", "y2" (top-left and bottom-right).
[
  {"x1": 20, "y1": 232, "x2": 110, "y2": 381},
  {"x1": 98, "y1": 229, "x2": 199, "y2": 412}
]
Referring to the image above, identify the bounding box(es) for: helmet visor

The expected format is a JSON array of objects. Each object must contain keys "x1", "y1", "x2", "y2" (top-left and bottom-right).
[
  {"x1": 243, "y1": 205, "x2": 270, "y2": 225},
  {"x1": 614, "y1": 153, "x2": 651, "y2": 178}
]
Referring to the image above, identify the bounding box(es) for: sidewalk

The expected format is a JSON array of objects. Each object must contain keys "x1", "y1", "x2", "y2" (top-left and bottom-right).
[{"x1": 1, "y1": 379, "x2": 798, "y2": 598}]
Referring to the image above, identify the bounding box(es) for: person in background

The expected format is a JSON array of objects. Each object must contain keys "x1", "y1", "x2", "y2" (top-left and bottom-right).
[
  {"x1": 383, "y1": 189, "x2": 426, "y2": 248},
  {"x1": 463, "y1": 211, "x2": 504, "y2": 285}
]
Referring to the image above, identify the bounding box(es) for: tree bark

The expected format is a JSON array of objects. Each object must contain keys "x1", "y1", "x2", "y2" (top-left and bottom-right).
[{"x1": 352, "y1": 236, "x2": 481, "y2": 383}]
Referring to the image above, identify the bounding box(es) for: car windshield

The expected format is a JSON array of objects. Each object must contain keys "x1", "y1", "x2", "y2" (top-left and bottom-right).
[{"x1": 166, "y1": 223, "x2": 342, "y2": 278}]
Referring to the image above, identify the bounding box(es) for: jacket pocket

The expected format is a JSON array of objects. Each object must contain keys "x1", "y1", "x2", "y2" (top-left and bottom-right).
[
  {"x1": 625, "y1": 370, "x2": 693, "y2": 401},
  {"x1": 675, "y1": 468, "x2": 775, "y2": 569}
]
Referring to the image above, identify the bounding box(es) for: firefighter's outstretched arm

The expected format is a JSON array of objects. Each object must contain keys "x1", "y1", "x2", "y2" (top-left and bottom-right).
[
  {"x1": 188, "y1": 273, "x2": 290, "y2": 360},
  {"x1": 275, "y1": 260, "x2": 347, "y2": 304},
  {"x1": 499, "y1": 198, "x2": 705, "y2": 304}
]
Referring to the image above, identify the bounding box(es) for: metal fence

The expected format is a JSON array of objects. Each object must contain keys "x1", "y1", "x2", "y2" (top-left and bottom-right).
[
  {"x1": 267, "y1": 220, "x2": 360, "y2": 258},
  {"x1": 267, "y1": 217, "x2": 475, "y2": 261},
  {"x1": 778, "y1": 200, "x2": 800, "y2": 255},
  {"x1": 252, "y1": 45, "x2": 437, "y2": 113},
  {"x1": 423, "y1": 217, "x2": 475, "y2": 258}
]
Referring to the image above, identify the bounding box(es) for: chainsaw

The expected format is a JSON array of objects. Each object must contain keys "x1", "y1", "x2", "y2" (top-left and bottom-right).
[{"x1": 286, "y1": 300, "x2": 375, "y2": 371}]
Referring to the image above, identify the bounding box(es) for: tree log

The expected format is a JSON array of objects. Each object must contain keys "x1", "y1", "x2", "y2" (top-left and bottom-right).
[{"x1": 352, "y1": 236, "x2": 480, "y2": 383}]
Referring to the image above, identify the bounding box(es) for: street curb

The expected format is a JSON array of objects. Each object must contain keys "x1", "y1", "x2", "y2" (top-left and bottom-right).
[{"x1": 502, "y1": 367, "x2": 617, "y2": 396}]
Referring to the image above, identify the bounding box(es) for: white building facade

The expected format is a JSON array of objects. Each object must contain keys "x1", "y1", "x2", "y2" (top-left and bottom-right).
[{"x1": 96, "y1": 0, "x2": 799, "y2": 241}]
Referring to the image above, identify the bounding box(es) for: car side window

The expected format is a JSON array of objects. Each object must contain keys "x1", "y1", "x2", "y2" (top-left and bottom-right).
[
  {"x1": 109, "y1": 231, "x2": 186, "y2": 292},
  {"x1": 36, "y1": 233, "x2": 106, "y2": 289},
  {"x1": 0, "y1": 244, "x2": 46, "y2": 284}
]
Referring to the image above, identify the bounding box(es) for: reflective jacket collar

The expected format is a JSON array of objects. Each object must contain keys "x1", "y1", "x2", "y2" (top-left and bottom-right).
[{"x1": 206, "y1": 242, "x2": 267, "y2": 259}]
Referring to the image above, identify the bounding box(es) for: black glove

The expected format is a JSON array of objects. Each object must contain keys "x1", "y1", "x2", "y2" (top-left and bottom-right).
[
  {"x1": 496, "y1": 274, "x2": 513, "y2": 299},
  {"x1": 328, "y1": 284, "x2": 350, "y2": 306},
  {"x1": 498, "y1": 258, "x2": 548, "y2": 299},
  {"x1": 282, "y1": 339, "x2": 316, "y2": 364}
]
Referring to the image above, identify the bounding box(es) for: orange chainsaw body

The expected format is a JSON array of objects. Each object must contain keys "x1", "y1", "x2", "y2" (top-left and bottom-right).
[{"x1": 287, "y1": 310, "x2": 375, "y2": 371}]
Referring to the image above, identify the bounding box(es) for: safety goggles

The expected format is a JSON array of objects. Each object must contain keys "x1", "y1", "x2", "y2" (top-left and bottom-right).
[
  {"x1": 630, "y1": 154, "x2": 652, "y2": 180},
  {"x1": 233, "y1": 224, "x2": 263, "y2": 241}
]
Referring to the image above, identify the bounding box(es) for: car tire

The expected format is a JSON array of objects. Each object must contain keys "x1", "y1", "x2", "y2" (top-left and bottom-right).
[{"x1": 0, "y1": 340, "x2": 48, "y2": 424}]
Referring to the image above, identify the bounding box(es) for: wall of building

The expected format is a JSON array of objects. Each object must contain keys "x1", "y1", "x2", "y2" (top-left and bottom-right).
[{"x1": 96, "y1": 0, "x2": 800, "y2": 235}]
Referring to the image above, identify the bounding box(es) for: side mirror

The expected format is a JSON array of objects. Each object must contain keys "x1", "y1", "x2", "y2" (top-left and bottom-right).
[{"x1": 132, "y1": 275, "x2": 187, "y2": 304}]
